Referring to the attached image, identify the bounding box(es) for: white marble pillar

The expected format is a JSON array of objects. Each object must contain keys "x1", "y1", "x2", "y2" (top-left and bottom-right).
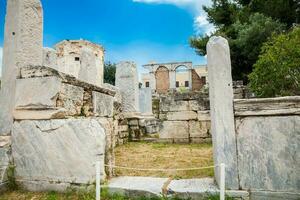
[
  {"x1": 115, "y1": 61, "x2": 139, "y2": 113},
  {"x1": 207, "y1": 36, "x2": 239, "y2": 189},
  {"x1": 0, "y1": 0, "x2": 43, "y2": 135},
  {"x1": 169, "y1": 70, "x2": 176, "y2": 89}
]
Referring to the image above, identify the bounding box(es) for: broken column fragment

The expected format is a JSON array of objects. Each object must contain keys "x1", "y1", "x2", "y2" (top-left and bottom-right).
[{"x1": 115, "y1": 61, "x2": 140, "y2": 113}]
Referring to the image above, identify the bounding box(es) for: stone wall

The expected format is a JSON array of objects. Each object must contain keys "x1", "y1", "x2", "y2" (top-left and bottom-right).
[
  {"x1": 9, "y1": 66, "x2": 121, "y2": 191},
  {"x1": 156, "y1": 91, "x2": 211, "y2": 143},
  {"x1": 234, "y1": 96, "x2": 300, "y2": 199}
]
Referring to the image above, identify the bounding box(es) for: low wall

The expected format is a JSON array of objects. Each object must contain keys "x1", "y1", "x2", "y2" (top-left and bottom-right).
[
  {"x1": 234, "y1": 96, "x2": 300, "y2": 199},
  {"x1": 8, "y1": 66, "x2": 121, "y2": 191},
  {"x1": 156, "y1": 91, "x2": 211, "y2": 143}
]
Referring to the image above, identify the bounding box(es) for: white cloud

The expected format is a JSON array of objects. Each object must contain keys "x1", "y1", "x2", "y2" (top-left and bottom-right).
[
  {"x1": 0, "y1": 47, "x2": 2, "y2": 76},
  {"x1": 133, "y1": 0, "x2": 214, "y2": 35}
]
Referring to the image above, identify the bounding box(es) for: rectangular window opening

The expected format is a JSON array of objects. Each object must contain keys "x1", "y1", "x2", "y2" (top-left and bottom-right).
[
  {"x1": 145, "y1": 82, "x2": 150, "y2": 88},
  {"x1": 185, "y1": 81, "x2": 189, "y2": 87}
]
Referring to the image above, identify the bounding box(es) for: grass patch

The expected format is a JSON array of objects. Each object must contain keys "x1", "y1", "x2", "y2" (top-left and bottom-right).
[
  {"x1": 115, "y1": 142, "x2": 214, "y2": 179},
  {"x1": 0, "y1": 190, "x2": 234, "y2": 200}
]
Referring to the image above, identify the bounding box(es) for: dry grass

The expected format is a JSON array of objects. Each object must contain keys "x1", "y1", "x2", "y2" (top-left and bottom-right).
[{"x1": 114, "y1": 142, "x2": 214, "y2": 179}]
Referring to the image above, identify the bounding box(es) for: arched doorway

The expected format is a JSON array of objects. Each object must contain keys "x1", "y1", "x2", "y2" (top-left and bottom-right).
[
  {"x1": 175, "y1": 65, "x2": 189, "y2": 90},
  {"x1": 155, "y1": 66, "x2": 169, "y2": 94}
]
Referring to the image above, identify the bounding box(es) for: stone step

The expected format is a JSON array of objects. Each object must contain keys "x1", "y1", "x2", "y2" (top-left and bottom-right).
[{"x1": 107, "y1": 176, "x2": 249, "y2": 200}]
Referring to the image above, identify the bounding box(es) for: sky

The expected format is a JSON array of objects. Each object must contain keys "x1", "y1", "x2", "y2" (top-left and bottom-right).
[{"x1": 0, "y1": 0, "x2": 213, "y2": 75}]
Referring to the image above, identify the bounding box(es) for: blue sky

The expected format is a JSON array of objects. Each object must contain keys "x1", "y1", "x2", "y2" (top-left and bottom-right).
[{"x1": 0, "y1": 0, "x2": 213, "y2": 75}]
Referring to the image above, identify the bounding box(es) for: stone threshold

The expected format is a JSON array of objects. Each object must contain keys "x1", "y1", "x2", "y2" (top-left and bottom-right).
[{"x1": 107, "y1": 176, "x2": 249, "y2": 200}]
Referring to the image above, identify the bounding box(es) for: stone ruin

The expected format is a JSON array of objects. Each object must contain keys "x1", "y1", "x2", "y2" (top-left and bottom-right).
[
  {"x1": 0, "y1": 1, "x2": 299, "y2": 199},
  {"x1": 0, "y1": 0, "x2": 122, "y2": 191}
]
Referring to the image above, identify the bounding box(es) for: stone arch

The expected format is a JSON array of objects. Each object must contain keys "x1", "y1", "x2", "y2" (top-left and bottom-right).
[
  {"x1": 175, "y1": 65, "x2": 190, "y2": 89},
  {"x1": 155, "y1": 66, "x2": 170, "y2": 94}
]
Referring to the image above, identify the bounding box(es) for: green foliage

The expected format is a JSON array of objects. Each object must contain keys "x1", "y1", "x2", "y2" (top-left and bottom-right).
[
  {"x1": 189, "y1": 0, "x2": 299, "y2": 82},
  {"x1": 232, "y1": 13, "x2": 284, "y2": 80},
  {"x1": 249, "y1": 27, "x2": 300, "y2": 97},
  {"x1": 104, "y1": 61, "x2": 116, "y2": 85},
  {"x1": 7, "y1": 164, "x2": 18, "y2": 191}
]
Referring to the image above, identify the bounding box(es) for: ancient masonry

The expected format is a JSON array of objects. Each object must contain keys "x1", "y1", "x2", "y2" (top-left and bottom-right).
[{"x1": 0, "y1": 0, "x2": 299, "y2": 199}]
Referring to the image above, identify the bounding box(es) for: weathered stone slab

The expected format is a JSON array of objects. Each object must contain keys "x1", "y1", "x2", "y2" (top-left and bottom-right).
[
  {"x1": 197, "y1": 111, "x2": 210, "y2": 121},
  {"x1": 43, "y1": 47, "x2": 57, "y2": 70},
  {"x1": 250, "y1": 190, "x2": 300, "y2": 200},
  {"x1": 13, "y1": 109, "x2": 66, "y2": 120},
  {"x1": 159, "y1": 121, "x2": 189, "y2": 139},
  {"x1": 139, "y1": 88, "x2": 153, "y2": 115},
  {"x1": 167, "y1": 111, "x2": 197, "y2": 121},
  {"x1": 93, "y1": 92, "x2": 114, "y2": 117},
  {"x1": 108, "y1": 176, "x2": 168, "y2": 197},
  {"x1": 189, "y1": 121, "x2": 210, "y2": 138},
  {"x1": 57, "y1": 83, "x2": 84, "y2": 116},
  {"x1": 20, "y1": 66, "x2": 116, "y2": 96},
  {"x1": 78, "y1": 49, "x2": 102, "y2": 86},
  {"x1": 236, "y1": 116, "x2": 300, "y2": 192},
  {"x1": 234, "y1": 96, "x2": 300, "y2": 116},
  {"x1": 116, "y1": 61, "x2": 139, "y2": 113},
  {"x1": 207, "y1": 36, "x2": 239, "y2": 189},
  {"x1": 0, "y1": 0, "x2": 43, "y2": 135},
  {"x1": 160, "y1": 99, "x2": 189, "y2": 112},
  {"x1": 12, "y1": 119, "x2": 106, "y2": 188},
  {"x1": 15, "y1": 77, "x2": 62, "y2": 110}
]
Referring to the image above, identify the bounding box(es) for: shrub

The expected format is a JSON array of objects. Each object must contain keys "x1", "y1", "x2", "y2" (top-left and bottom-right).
[{"x1": 248, "y1": 27, "x2": 300, "y2": 97}]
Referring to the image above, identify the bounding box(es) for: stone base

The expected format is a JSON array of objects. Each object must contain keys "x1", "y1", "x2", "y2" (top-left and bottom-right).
[
  {"x1": 12, "y1": 118, "x2": 107, "y2": 191},
  {"x1": 16, "y1": 180, "x2": 96, "y2": 192},
  {"x1": 250, "y1": 191, "x2": 300, "y2": 200}
]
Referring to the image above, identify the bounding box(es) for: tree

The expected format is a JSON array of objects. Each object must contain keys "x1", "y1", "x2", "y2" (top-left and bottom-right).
[
  {"x1": 190, "y1": 0, "x2": 299, "y2": 81},
  {"x1": 104, "y1": 62, "x2": 116, "y2": 85},
  {"x1": 248, "y1": 27, "x2": 300, "y2": 97},
  {"x1": 232, "y1": 13, "x2": 284, "y2": 80}
]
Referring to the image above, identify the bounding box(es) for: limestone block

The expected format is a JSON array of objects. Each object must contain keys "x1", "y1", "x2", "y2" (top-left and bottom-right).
[
  {"x1": 78, "y1": 49, "x2": 102, "y2": 86},
  {"x1": 189, "y1": 100, "x2": 208, "y2": 111},
  {"x1": 189, "y1": 121, "x2": 210, "y2": 138},
  {"x1": 93, "y1": 92, "x2": 114, "y2": 117},
  {"x1": 13, "y1": 109, "x2": 66, "y2": 120},
  {"x1": 167, "y1": 111, "x2": 197, "y2": 121},
  {"x1": 160, "y1": 99, "x2": 189, "y2": 112},
  {"x1": 0, "y1": 0, "x2": 43, "y2": 135},
  {"x1": 207, "y1": 36, "x2": 239, "y2": 189},
  {"x1": 197, "y1": 111, "x2": 210, "y2": 121},
  {"x1": 43, "y1": 47, "x2": 57, "y2": 70},
  {"x1": 139, "y1": 88, "x2": 153, "y2": 114},
  {"x1": 115, "y1": 61, "x2": 139, "y2": 113},
  {"x1": 57, "y1": 83, "x2": 84, "y2": 116},
  {"x1": 12, "y1": 119, "x2": 106, "y2": 188},
  {"x1": 236, "y1": 116, "x2": 300, "y2": 192},
  {"x1": 128, "y1": 119, "x2": 139, "y2": 126},
  {"x1": 159, "y1": 121, "x2": 189, "y2": 139},
  {"x1": 15, "y1": 77, "x2": 62, "y2": 110}
]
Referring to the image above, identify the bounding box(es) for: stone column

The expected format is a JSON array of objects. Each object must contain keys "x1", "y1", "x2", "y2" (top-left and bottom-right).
[
  {"x1": 169, "y1": 70, "x2": 176, "y2": 89},
  {"x1": 149, "y1": 71, "x2": 156, "y2": 93},
  {"x1": 188, "y1": 69, "x2": 192, "y2": 89},
  {"x1": 139, "y1": 88, "x2": 153, "y2": 115},
  {"x1": 0, "y1": 0, "x2": 43, "y2": 135},
  {"x1": 207, "y1": 36, "x2": 239, "y2": 189},
  {"x1": 115, "y1": 61, "x2": 139, "y2": 113},
  {"x1": 78, "y1": 49, "x2": 102, "y2": 86}
]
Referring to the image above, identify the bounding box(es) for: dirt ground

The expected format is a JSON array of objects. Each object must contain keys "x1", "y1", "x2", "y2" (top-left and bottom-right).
[{"x1": 114, "y1": 142, "x2": 214, "y2": 179}]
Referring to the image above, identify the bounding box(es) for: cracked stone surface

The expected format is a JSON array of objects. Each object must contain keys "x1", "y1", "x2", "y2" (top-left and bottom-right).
[{"x1": 12, "y1": 119, "x2": 106, "y2": 189}]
